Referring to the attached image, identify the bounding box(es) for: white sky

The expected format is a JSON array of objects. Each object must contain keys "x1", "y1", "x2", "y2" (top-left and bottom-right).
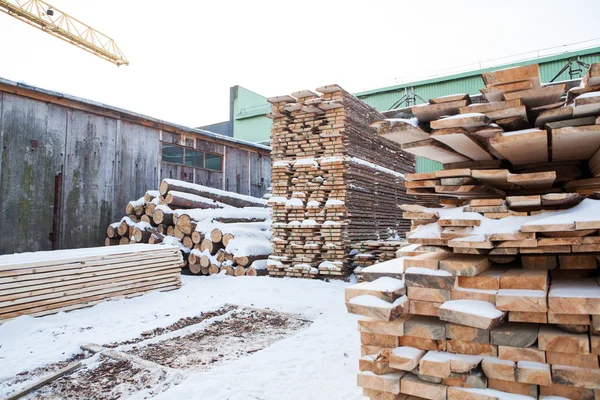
[{"x1": 0, "y1": 0, "x2": 599, "y2": 127}]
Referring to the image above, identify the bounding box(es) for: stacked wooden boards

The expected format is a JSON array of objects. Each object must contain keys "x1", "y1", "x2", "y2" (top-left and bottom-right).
[
  {"x1": 105, "y1": 178, "x2": 271, "y2": 277},
  {"x1": 267, "y1": 85, "x2": 415, "y2": 278},
  {"x1": 375, "y1": 63, "x2": 600, "y2": 202},
  {"x1": 345, "y1": 63, "x2": 600, "y2": 400},
  {"x1": 0, "y1": 244, "x2": 183, "y2": 322}
]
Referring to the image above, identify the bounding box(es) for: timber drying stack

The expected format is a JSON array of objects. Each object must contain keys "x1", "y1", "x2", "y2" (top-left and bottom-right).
[
  {"x1": 267, "y1": 85, "x2": 415, "y2": 279},
  {"x1": 105, "y1": 178, "x2": 271, "y2": 277},
  {"x1": 345, "y1": 63, "x2": 600, "y2": 400},
  {"x1": 0, "y1": 244, "x2": 183, "y2": 322}
]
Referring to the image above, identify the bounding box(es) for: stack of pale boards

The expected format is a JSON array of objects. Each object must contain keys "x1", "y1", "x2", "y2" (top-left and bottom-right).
[
  {"x1": 344, "y1": 203, "x2": 600, "y2": 399},
  {"x1": 351, "y1": 241, "x2": 408, "y2": 281},
  {"x1": 373, "y1": 63, "x2": 600, "y2": 198},
  {"x1": 266, "y1": 85, "x2": 414, "y2": 279}
]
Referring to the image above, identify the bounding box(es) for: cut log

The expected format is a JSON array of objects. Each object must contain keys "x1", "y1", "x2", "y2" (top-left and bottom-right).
[
  {"x1": 159, "y1": 179, "x2": 267, "y2": 208},
  {"x1": 233, "y1": 254, "x2": 270, "y2": 267}
]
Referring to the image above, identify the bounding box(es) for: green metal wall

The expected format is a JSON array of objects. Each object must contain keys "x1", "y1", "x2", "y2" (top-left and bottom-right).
[{"x1": 233, "y1": 86, "x2": 271, "y2": 143}]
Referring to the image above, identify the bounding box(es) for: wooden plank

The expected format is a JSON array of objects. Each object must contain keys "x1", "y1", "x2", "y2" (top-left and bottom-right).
[
  {"x1": 430, "y1": 94, "x2": 471, "y2": 104},
  {"x1": 548, "y1": 278, "x2": 600, "y2": 315},
  {"x1": 490, "y1": 323, "x2": 539, "y2": 347},
  {"x1": 551, "y1": 365, "x2": 600, "y2": 389},
  {"x1": 503, "y1": 85, "x2": 566, "y2": 108},
  {"x1": 358, "y1": 315, "x2": 412, "y2": 337},
  {"x1": 481, "y1": 81, "x2": 534, "y2": 102},
  {"x1": 411, "y1": 100, "x2": 470, "y2": 122},
  {"x1": 471, "y1": 169, "x2": 515, "y2": 190},
  {"x1": 357, "y1": 371, "x2": 404, "y2": 394},
  {"x1": 430, "y1": 129, "x2": 493, "y2": 161},
  {"x1": 481, "y1": 64, "x2": 541, "y2": 89},
  {"x1": 506, "y1": 171, "x2": 556, "y2": 189},
  {"x1": 508, "y1": 311, "x2": 547, "y2": 324},
  {"x1": 481, "y1": 356, "x2": 516, "y2": 382},
  {"x1": 4, "y1": 362, "x2": 82, "y2": 400},
  {"x1": 516, "y1": 360, "x2": 551, "y2": 386},
  {"x1": 498, "y1": 345, "x2": 546, "y2": 363},
  {"x1": 359, "y1": 354, "x2": 397, "y2": 375},
  {"x1": 404, "y1": 253, "x2": 455, "y2": 270},
  {"x1": 400, "y1": 373, "x2": 448, "y2": 400},
  {"x1": 496, "y1": 289, "x2": 547, "y2": 313},
  {"x1": 487, "y1": 379, "x2": 537, "y2": 397},
  {"x1": 538, "y1": 325, "x2": 590, "y2": 354},
  {"x1": 499, "y1": 269, "x2": 548, "y2": 291},
  {"x1": 551, "y1": 124, "x2": 600, "y2": 161},
  {"x1": 446, "y1": 340, "x2": 498, "y2": 356},
  {"x1": 457, "y1": 269, "x2": 504, "y2": 290},
  {"x1": 405, "y1": 315, "x2": 447, "y2": 340},
  {"x1": 430, "y1": 114, "x2": 490, "y2": 130},
  {"x1": 438, "y1": 300, "x2": 505, "y2": 330},
  {"x1": 345, "y1": 279, "x2": 406, "y2": 302},
  {"x1": 388, "y1": 347, "x2": 426, "y2": 371},
  {"x1": 346, "y1": 295, "x2": 409, "y2": 321},
  {"x1": 374, "y1": 118, "x2": 431, "y2": 145},
  {"x1": 540, "y1": 383, "x2": 596, "y2": 400},
  {"x1": 546, "y1": 350, "x2": 599, "y2": 369},
  {"x1": 451, "y1": 287, "x2": 497, "y2": 304},
  {"x1": 489, "y1": 130, "x2": 548, "y2": 165},
  {"x1": 439, "y1": 255, "x2": 490, "y2": 276},
  {"x1": 401, "y1": 139, "x2": 471, "y2": 164}
]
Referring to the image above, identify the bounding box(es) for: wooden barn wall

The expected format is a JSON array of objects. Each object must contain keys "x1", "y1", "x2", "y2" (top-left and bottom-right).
[{"x1": 0, "y1": 90, "x2": 271, "y2": 255}]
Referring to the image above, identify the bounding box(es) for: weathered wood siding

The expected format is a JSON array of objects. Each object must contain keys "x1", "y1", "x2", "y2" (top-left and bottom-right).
[
  {"x1": 0, "y1": 93, "x2": 66, "y2": 253},
  {"x1": 0, "y1": 90, "x2": 271, "y2": 254}
]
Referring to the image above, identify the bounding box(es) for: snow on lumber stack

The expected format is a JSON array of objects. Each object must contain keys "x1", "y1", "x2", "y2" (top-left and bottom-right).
[
  {"x1": 346, "y1": 62, "x2": 600, "y2": 400},
  {"x1": 0, "y1": 244, "x2": 183, "y2": 322},
  {"x1": 104, "y1": 180, "x2": 271, "y2": 277},
  {"x1": 267, "y1": 85, "x2": 416, "y2": 279}
]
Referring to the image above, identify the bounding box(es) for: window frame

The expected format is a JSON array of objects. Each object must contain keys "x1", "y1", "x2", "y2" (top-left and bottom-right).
[{"x1": 160, "y1": 141, "x2": 223, "y2": 172}]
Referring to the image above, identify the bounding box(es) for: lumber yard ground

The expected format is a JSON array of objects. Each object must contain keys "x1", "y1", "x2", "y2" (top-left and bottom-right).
[{"x1": 0, "y1": 274, "x2": 361, "y2": 400}]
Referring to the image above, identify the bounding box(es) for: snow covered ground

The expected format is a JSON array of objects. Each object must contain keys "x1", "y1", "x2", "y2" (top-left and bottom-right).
[{"x1": 0, "y1": 275, "x2": 364, "y2": 399}]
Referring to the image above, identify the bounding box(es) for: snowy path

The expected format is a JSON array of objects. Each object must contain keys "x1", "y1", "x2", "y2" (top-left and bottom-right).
[{"x1": 0, "y1": 275, "x2": 364, "y2": 400}]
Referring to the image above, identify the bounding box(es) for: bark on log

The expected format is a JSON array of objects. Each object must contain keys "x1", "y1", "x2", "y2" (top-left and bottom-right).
[
  {"x1": 159, "y1": 179, "x2": 266, "y2": 208},
  {"x1": 152, "y1": 208, "x2": 173, "y2": 225},
  {"x1": 214, "y1": 216, "x2": 267, "y2": 223},
  {"x1": 165, "y1": 191, "x2": 223, "y2": 209},
  {"x1": 106, "y1": 224, "x2": 120, "y2": 239},
  {"x1": 105, "y1": 238, "x2": 119, "y2": 246},
  {"x1": 132, "y1": 228, "x2": 151, "y2": 243},
  {"x1": 200, "y1": 239, "x2": 222, "y2": 255},
  {"x1": 233, "y1": 254, "x2": 270, "y2": 267}
]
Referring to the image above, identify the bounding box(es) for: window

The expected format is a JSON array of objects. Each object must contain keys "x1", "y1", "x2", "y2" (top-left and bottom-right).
[
  {"x1": 205, "y1": 153, "x2": 223, "y2": 171},
  {"x1": 161, "y1": 143, "x2": 223, "y2": 172},
  {"x1": 162, "y1": 144, "x2": 183, "y2": 164},
  {"x1": 185, "y1": 149, "x2": 204, "y2": 168}
]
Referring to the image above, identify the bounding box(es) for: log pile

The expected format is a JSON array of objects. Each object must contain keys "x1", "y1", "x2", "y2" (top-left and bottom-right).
[
  {"x1": 267, "y1": 85, "x2": 415, "y2": 278},
  {"x1": 0, "y1": 244, "x2": 183, "y2": 322},
  {"x1": 346, "y1": 64, "x2": 600, "y2": 400},
  {"x1": 105, "y1": 179, "x2": 271, "y2": 277}
]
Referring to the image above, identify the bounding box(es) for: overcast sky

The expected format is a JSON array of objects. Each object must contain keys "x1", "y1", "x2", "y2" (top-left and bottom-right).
[{"x1": 0, "y1": 0, "x2": 599, "y2": 128}]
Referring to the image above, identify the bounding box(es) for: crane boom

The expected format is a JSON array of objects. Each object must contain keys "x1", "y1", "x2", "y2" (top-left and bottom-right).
[{"x1": 0, "y1": 0, "x2": 129, "y2": 66}]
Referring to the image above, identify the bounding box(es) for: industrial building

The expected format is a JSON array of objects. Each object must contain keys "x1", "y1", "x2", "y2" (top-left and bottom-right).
[{"x1": 0, "y1": 77, "x2": 271, "y2": 254}]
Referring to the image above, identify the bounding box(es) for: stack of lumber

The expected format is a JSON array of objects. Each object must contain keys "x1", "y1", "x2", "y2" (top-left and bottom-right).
[
  {"x1": 350, "y1": 240, "x2": 408, "y2": 281},
  {"x1": 267, "y1": 85, "x2": 415, "y2": 279},
  {"x1": 105, "y1": 178, "x2": 271, "y2": 277},
  {"x1": 0, "y1": 244, "x2": 183, "y2": 322},
  {"x1": 346, "y1": 64, "x2": 600, "y2": 400}
]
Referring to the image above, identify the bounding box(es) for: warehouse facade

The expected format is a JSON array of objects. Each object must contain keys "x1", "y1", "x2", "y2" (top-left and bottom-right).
[{"x1": 0, "y1": 77, "x2": 271, "y2": 255}]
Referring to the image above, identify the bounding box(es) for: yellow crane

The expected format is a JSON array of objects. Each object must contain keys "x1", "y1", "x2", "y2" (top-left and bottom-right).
[{"x1": 0, "y1": 0, "x2": 129, "y2": 66}]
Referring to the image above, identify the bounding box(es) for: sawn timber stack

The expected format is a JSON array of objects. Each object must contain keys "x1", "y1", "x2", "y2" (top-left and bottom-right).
[
  {"x1": 267, "y1": 85, "x2": 415, "y2": 278},
  {"x1": 345, "y1": 63, "x2": 600, "y2": 400}
]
